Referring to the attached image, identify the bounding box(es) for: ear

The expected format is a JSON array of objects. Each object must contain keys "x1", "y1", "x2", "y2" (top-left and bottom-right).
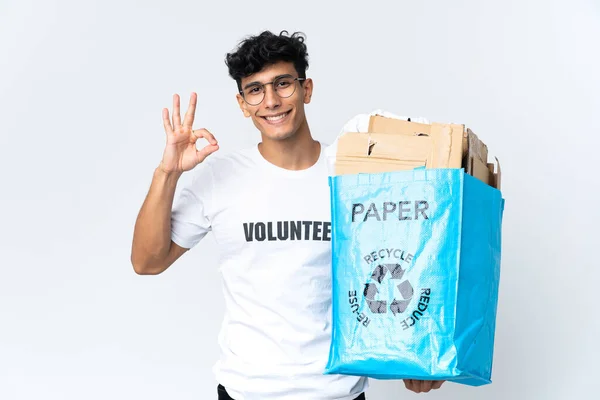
[
  {"x1": 236, "y1": 93, "x2": 251, "y2": 117},
  {"x1": 302, "y1": 78, "x2": 313, "y2": 104}
]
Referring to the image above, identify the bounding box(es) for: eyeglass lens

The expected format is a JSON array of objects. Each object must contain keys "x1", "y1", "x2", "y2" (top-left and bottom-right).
[{"x1": 242, "y1": 77, "x2": 299, "y2": 105}]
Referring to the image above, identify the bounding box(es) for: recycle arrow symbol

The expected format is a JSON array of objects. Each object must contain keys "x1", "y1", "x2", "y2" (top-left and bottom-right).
[
  {"x1": 364, "y1": 263, "x2": 414, "y2": 316},
  {"x1": 364, "y1": 283, "x2": 386, "y2": 313},
  {"x1": 390, "y1": 280, "x2": 414, "y2": 316}
]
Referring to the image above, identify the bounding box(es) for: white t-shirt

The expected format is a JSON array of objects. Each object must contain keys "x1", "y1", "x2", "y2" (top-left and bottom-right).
[{"x1": 170, "y1": 142, "x2": 369, "y2": 400}]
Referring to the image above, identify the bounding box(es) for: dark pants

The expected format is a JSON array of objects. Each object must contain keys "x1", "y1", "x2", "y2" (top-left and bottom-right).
[{"x1": 218, "y1": 384, "x2": 366, "y2": 399}]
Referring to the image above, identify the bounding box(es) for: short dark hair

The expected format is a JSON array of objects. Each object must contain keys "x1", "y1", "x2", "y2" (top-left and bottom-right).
[{"x1": 225, "y1": 30, "x2": 309, "y2": 92}]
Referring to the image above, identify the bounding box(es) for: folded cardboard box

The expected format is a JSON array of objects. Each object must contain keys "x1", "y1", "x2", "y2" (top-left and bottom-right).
[{"x1": 335, "y1": 115, "x2": 501, "y2": 190}]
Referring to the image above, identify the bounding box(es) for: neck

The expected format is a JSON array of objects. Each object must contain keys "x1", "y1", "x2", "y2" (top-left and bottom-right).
[{"x1": 258, "y1": 120, "x2": 320, "y2": 170}]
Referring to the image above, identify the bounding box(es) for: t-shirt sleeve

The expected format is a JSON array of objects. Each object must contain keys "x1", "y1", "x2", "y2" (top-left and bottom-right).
[{"x1": 170, "y1": 162, "x2": 214, "y2": 249}]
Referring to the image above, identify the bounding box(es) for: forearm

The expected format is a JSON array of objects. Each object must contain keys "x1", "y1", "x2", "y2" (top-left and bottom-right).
[{"x1": 131, "y1": 166, "x2": 182, "y2": 271}]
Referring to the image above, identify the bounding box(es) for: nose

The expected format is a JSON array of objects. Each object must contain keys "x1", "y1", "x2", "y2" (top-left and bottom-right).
[{"x1": 263, "y1": 83, "x2": 281, "y2": 110}]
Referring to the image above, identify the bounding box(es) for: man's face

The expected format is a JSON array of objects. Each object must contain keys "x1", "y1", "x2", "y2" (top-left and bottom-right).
[{"x1": 236, "y1": 61, "x2": 313, "y2": 141}]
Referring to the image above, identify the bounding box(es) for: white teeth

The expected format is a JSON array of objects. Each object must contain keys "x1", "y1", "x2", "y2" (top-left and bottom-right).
[{"x1": 265, "y1": 112, "x2": 288, "y2": 121}]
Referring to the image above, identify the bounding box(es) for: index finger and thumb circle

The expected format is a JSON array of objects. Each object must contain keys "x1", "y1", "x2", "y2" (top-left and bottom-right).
[{"x1": 191, "y1": 128, "x2": 218, "y2": 146}]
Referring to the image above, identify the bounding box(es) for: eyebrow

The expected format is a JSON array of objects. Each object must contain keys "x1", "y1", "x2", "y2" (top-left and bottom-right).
[{"x1": 242, "y1": 74, "x2": 294, "y2": 90}]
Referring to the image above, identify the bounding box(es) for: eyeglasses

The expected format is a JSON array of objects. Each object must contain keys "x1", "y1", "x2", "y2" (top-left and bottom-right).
[{"x1": 240, "y1": 75, "x2": 306, "y2": 106}]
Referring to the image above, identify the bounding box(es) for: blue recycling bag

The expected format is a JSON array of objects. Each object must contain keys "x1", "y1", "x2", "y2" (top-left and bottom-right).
[{"x1": 325, "y1": 168, "x2": 504, "y2": 386}]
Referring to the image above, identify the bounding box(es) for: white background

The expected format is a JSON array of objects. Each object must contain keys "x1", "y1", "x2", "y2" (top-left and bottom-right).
[{"x1": 1, "y1": 0, "x2": 599, "y2": 399}]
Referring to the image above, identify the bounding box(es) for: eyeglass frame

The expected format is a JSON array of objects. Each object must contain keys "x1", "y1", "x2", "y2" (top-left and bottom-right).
[{"x1": 239, "y1": 74, "x2": 307, "y2": 106}]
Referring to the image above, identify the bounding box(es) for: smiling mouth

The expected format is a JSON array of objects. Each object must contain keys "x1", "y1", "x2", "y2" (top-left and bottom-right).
[{"x1": 262, "y1": 111, "x2": 290, "y2": 123}]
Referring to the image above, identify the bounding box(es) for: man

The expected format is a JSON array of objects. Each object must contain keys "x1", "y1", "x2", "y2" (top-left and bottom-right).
[{"x1": 131, "y1": 30, "x2": 444, "y2": 399}]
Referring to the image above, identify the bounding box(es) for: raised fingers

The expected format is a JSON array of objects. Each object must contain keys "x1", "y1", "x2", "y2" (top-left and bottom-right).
[
  {"x1": 172, "y1": 94, "x2": 182, "y2": 128},
  {"x1": 183, "y1": 92, "x2": 197, "y2": 129},
  {"x1": 162, "y1": 108, "x2": 173, "y2": 135}
]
